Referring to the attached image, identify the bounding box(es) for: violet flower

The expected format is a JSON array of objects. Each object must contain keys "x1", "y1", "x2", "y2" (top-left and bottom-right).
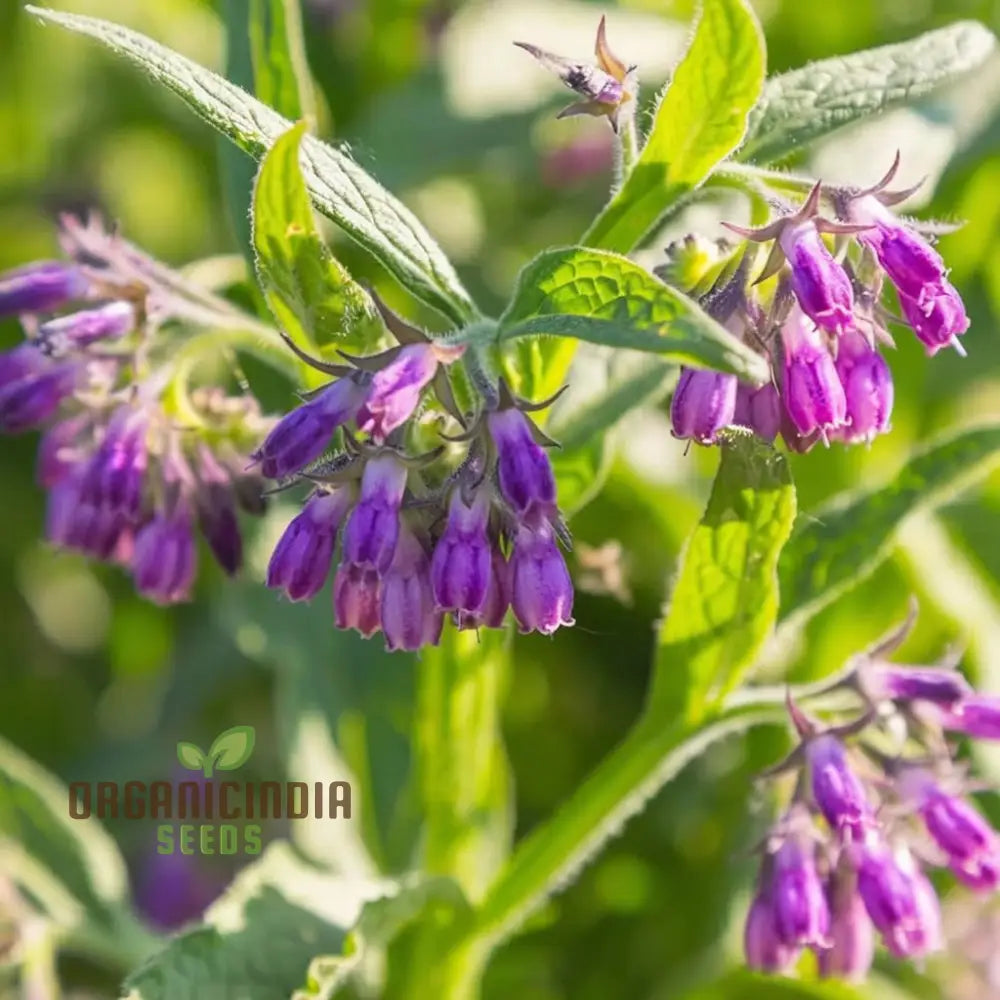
[
  {"x1": 509, "y1": 519, "x2": 574, "y2": 635},
  {"x1": 780, "y1": 308, "x2": 847, "y2": 439},
  {"x1": 670, "y1": 367, "x2": 738, "y2": 444},
  {"x1": 489, "y1": 407, "x2": 557, "y2": 519},
  {"x1": 341, "y1": 454, "x2": 408, "y2": 576}
]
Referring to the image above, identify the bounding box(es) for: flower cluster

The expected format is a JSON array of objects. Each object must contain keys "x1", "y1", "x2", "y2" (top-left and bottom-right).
[
  {"x1": 668, "y1": 158, "x2": 968, "y2": 452},
  {"x1": 745, "y1": 606, "x2": 1000, "y2": 981},
  {"x1": 0, "y1": 216, "x2": 270, "y2": 603},
  {"x1": 262, "y1": 296, "x2": 574, "y2": 651}
]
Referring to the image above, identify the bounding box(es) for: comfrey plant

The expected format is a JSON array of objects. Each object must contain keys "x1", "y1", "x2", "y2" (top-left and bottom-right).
[
  {"x1": 3, "y1": 3, "x2": 1000, "y2": 1000},
  {"x1": 745, "y1": 607, "x2": 1000, "y2": 980},
  {"x1": 0, "y1": 216, "x2": 272, "y2": 603}
]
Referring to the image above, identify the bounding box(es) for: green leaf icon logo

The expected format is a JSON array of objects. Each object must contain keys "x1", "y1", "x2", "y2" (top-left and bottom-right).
[
  {"x1": 176, "y1": 726, "x2": 255, "y2": 777},
  {"x1": 176, "y1": 741, "x2": 206, "y2": 772}
]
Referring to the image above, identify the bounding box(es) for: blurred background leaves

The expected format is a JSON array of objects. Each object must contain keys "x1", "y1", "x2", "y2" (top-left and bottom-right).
[{"x1": 1, "y1": 0, "x2": 1000, "y2": 997}]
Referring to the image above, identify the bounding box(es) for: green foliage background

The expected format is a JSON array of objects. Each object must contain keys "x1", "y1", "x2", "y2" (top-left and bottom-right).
[{"x1": 1, "y1": 0, "x2": 999, "y2": 998}]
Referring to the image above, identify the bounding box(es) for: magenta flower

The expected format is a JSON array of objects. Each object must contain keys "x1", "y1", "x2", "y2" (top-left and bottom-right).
[
  {"x1": 771, "y1": 829, "x2": 830, "y2": 948},
  {"x1": 46, "y1": 471, "x2": 126, "y2": 559},
  {"x1": 0, "y1": 347, "x2": 78, "y2": 433},
  {"x1": 860, "y1": 662, "x2": 971, "y2": 705},
  {"x1": 834, "y1": 329, "x2": 893, "y2": 443},
  {"x1": 253, "y1": 375, "x2": 370, "y2": 479},
  {"x1": 939, "y1": 694, "x2": 1000, "y2": 739},
  {"x1": 805, "y1": 736, "x2": 872, "y2": 842},
  {"x1": 0, "y1": 260, "x2": 87, "y2": 316},
  {"x1": 780, "y1": 309, "x2": 847, "y2": 438},
  {"x1": 778, "y1": 221, "x2": 855, "y2": 336},
  {"x1": 817, "y1": 871, "x2": 874, "y2": 982},
  {"x1": 733, "y1": 382, "x2": 781, "y2": 442},
  {"x1": 899, "y1": 281, "x2": 969, "y2": 356},
  {"x1": 670, "y1": 367, "x2": 738, "y2": 444},
  {"x1": 380, "y1": 525, "x2": 442, "y2": 652},
  {"x1": 36, "y1": 301, "x2": 135, "y2": 355},
  {"x1": 132, "y1": 503, "x2": 198, "y2": 605},
  {"x1": 79, "y1": 408, "x2": 149, "y2": 519},
  {"x1": 510, "y1": 520, "x2": 574, "y2": 635},
  {"x1": 488, "y1": 407, "x2": 557, "y2": 518},
  {"x1": 744, "y1": 892, "x2": 799, "y2": 974},
  {"x1": 267, "y1": 490, "x2": 354, "y2": 601},
  {"x1": 456, "y1": 548, "x2": 510, "y2": 630},
  {"x1": 356, "y1": 343, "x2": 440, "y2": 442},
  {"x1": 341, "y1": 454, "x2": 408, "y2": 576},
  {"x1": 430, "y1": 489, "x2": 492, "y2": 618},
  {"x1": 333, "y1": 563, "x2": 382, "y2": 638}
]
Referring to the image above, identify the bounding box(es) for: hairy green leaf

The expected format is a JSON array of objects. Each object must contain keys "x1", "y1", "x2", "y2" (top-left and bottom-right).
[
  {"x1": 249, "y1": 0, "x2": 314, "y2": 121},
  {"x1": 252, "y1": 122, "x2": 384, "y2": 354},
  {"x1": 651, "y1": 430, "x2": 797, "y2": 720},
  {"x1": 123, "y1": 843, "x2": 390, "y2": 1000},
  {"x1": 741, "y1": 20, "x2": 997, "y2": 163},
  {"x1": 27, "y1": 7, "x2": 477, "y2": 325},
  {"x1": 778, "y1": 423, "x2": 1000, "y2": 628},
  {"x1": 498, "y1": 247, "x2": 769, "y2": 402},
  {"x1": 584, "y1": 0, "x2": 766, "y2": 252}
]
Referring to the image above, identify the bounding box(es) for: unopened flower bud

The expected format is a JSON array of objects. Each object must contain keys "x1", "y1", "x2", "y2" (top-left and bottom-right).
[
  {"x1": 835, "y1": 329, "x2": 893, "y2": 443},
  {"x1": 80, "y1": 408, "x2": 148, "y2": 519},
  {"x1": 489, "y1": 407, "x2": 556, "y2": 518},
  {"x1": 430, "y1": 490, "x2": 492, "y2": 618},
  {"x1": 457, "y1": 548, "x2": 510, "y2": 630},
  {"x1": 356, "y1": 343, "x2": 440, "y2": 442},
  {"x1": 253, "y1": 375, "x2": 370, "y2": 479},
  {"x1": 132, "y1": 504, "x2": 197, "y2": 605},
  {"x1": 771, "y1": 828, "x2": 830, "y2": 948},
  {"x1": 342, "y1": 454, "x2": 408, "y2": 576},
  {"x1": 860, "y1": 662, "x2": 971, "y2": 705},
  {"x1": 0, "y1": 261, "x2": 87, "y2": 317},
  {"x1": 267, "y1": 490, "x2": 353, "y2": 601},
  {"x1": 0, "y1": 346, "x2": 78, "y2": 433},
  {"x1": 899, "y1": 281, "x2": 969, "y2": 356},
  {"x1": 733, "y1": 382, "x2": 781, "y2": 442},
  {"x1": 36, "y1": 301, "x2": 135, "y2": 355},
  {"x1": 938, "y1": 694, "x2": 1000, "y2": 739},
  {"x1": 778, "y1": 222, "x2": 855, "y2": 336},
  {"x1": 817, "y1": 868, "x2": 874, "y2": 982},
  {"x1": 380, "y1": 525, "x2": 442, "y2": 652},
  {"x1": 670, "y1": 367, "x2": 738, "y2": 444},
  {"x1": 510, "y1": 519, "x2": 574, "y2": 635},
  {"x1": 744, "y1": 892, "x2": 799, "y2": 974},
  {"x1": 805, "y1": 735, "x2": 872, "y2": 842},
  {"x1": 780, "y1": 309, "x2": 847, "y2": 438}
]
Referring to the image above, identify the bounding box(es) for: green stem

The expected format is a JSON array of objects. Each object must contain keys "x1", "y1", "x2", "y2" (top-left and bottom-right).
[
  {"x1": 613, "y1": 111, "x2": 640, "y2": 192},
  {"x1": 716, "y1": 162, "x2": 817, "y2": 196}
]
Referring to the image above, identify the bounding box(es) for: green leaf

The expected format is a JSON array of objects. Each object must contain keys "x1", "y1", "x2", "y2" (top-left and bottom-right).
[
  {"x1": 249, "y1": 0, "x2": 315, "y2": 121},
  {"x1": 208, "y1": 725, "x2": 257, "y2": 771},
  {"x1": 0, "y1": 734, "x2": 128, "y2": 927},
  {"x1": 252, "y1": 122, "x2": 384, "y2": 355},
  {"x1": 650, "y1": 429, "x2": 797, "y2": 721},
  {"x1": 27, "y1": 7, "x2": 478, "y2": 326},
  {"x1": 497, "y1": 247, "x2": 769, "y2": 401},
  {"x1": 123, "y1": 842, "x2": 389, "y2": 1000},
  {"x1": 778, "y1": 423, "x2": 1000, "y2": 629},
  {"x1": 583, "y1": 0, "x2": 766, "y2": 253},
  {"x1": 471, "y1": 704, "x2": 784, "y2": 949},
  {"x1": 176, "y1": 741, "x2": 206, "y2": 772},
  {"x1": 740, "y1": 20, "x2": 997, "y2": 163}
]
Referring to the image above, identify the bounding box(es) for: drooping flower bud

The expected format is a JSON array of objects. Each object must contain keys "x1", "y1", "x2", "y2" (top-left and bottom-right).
[
  {"x1": 670, "y1": 367, "x2": 738, "y2": 444},
  {"x1": 193, "y1": 447, "x2": 242, "y2": 576},
  {"x1": 854, "y1": 841, "x2": 940, "y2": 959},
  {"x1": 456, "y1": 548, "x2": 510, "y2": 630},
  {"x1": 132, "y1": 503, "x2": 197, "y2": 605},
  {"x1": 267, "y1": 489, "x2": 354, "y2": 601},
  {"x1": 780, "y1": 309, "x2": 847, "y2": 438},
  {"x1": 80, "y1": 408, "x2": 149, "y2": 519},
  {"x1": 430, "y1": 489, "x2": 492, "y2": 618},
  {"x1": 733, "y1": 382, "x2": 781, "y2": 442},
  {"x1": 770, "y1": 824, "x2": 831, "y2": 949},
  {"x1": 938, "y1": 694, "x2": 1000, "y2": 740},
  {"x1": 817, "y1": 867, "x2": 874, "y2": 982},
  {"x1": 899, "y1": 281, "x2": 969, "y2": 356},
  {"x1": 342, "y1": 454, "x2": 408, "y2": 576},
  {"x1": 356, "y1": 343, "x2": 440, "y2": 443},
  {"x1": 36, "y1": 415, "x2": 88, "y2": 488},
  {"x1": 333, "y1": 564, "x2": 382, "y2": 638},
  {"x1": 0, "y1": 261, "x2": 87, "y2": 317},
  {"x1": 859, "y1": 661, "x2": 971, "y2": 706},
  {"x1": 901, "y1": 773, "x2": 1000, "y2": 892},
  {"x1": 45, "y1": 471, "x2": 125, "y2": 560},
  {"x1": 510, "y1": 519, "x2": 574, "y2": 635},
  {"x1": 744, "y1": 892, "x2": 799, "y2": 974},
  {"x1": 35, "y1": 301, "x2": 136, "y2": 355},
  {"x1": 834, "y1": 329, "x2": 893, "y2": 444},
  {"x1": 778, "y1": 222, "x2": 855, "y2": 336},
  {"x1": 804, "y1": 735, "x2": 872, "y2": 842},
  {"x1": 380, "y1": 524, "x2": 442, "y2": 652},
  {"x1": 0, "y1": 349, "x2": 78, "y2": 433},
  {"x1": 488, "y1": 407, "x2": 556, "y2": 518},
  {"x1": 252, "y1": 374, "x2": 370, "y2": 479}
]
